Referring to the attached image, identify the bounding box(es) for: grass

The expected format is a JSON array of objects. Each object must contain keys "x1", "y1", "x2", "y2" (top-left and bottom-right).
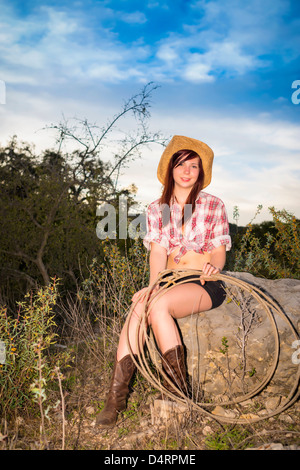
[{"x1": 204, "y1": 426, "x2": 252, "y2": 450}]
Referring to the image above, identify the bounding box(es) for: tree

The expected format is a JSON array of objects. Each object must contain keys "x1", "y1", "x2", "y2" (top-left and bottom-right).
[
  {"x1": 47, "y1": 82, "x2": 166, "y2": 196},
  {"x1": 0, "y1": 83, "x2": 166, "y2": 308}
]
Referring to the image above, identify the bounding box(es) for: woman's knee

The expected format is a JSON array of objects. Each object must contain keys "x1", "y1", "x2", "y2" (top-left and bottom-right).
[
  {"x1": 130, "y1": 293, "x2": 172, "y2": 326},
  {"x1": 147, "y1": 298, "x2": 170, "y2": 326}
]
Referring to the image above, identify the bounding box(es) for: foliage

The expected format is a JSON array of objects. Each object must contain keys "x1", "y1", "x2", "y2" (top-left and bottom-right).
[
  {"x1": 231, "y1": 206, "x2": 300, "y2": 279},
  {"x1": 219, "y1": 336, "x2": 229, "y2": 355},
  {"x1": 79, "y1": 237, "x2": 149, "y2": 321},
  {"x1": 0, "y1": 278, "x2": 69, "y2": 417},
  {"x1": 0, "y1": 83, "x2": 165, "y2": 308},
  {"x1": 0, "y1": 138, "x2": 102, "y2": 293},
  {"x1": 205, "y1": 426, "x2": 251, "y2": 450}
]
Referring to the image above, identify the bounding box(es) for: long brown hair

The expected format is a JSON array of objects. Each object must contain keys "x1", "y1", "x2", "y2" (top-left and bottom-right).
[{"x1": 160, "y1": 149, "x2": 204, "y2": 226}]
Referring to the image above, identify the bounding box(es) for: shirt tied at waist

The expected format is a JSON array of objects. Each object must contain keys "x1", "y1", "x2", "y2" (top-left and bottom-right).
[{"x1": 173, "y1": 237, "x2": 204, "y2": 263}]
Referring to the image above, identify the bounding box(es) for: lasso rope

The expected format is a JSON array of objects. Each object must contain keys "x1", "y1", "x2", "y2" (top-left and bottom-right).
[{"x1": 125, "y1": 269, "x2": 300, "y2": 424}]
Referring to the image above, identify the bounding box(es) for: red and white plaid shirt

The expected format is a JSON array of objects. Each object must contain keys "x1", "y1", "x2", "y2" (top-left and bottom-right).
[{"x1": 143, "y1": 191, "x2": 231, "y2": 263}]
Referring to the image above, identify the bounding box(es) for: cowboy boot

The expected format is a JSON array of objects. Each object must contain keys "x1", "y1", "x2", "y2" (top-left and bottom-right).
[
  {"x1": 160, "y1": 345, "x2": 188, "y2": 399},
  {"x1": 96, "y1": 354, "x2": 136, "y2": 428}
]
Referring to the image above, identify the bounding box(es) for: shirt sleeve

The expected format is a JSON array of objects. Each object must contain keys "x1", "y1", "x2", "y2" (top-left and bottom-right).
[
  {"x1": 143, "y1": 203, "x2": 169, "y2": 252},
  {"x1": 207, "y1": 201, "x2": 232, "y2": 252}
]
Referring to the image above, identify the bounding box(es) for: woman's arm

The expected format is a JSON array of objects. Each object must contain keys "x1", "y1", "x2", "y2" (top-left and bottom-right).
[
  {"x1": 149, "y1": 242, "x2": 168, "y2": 285},
  {"x1": 131, "y1": 242, "x2": 167, "y2": 302}
]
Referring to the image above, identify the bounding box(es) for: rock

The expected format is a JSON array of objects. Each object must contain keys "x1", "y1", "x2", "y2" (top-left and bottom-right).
[
  {"x1": 257, "y1": 409, "x2": 269, "y2": 417},
  {"x1": 202, "y1": 425, "x2": 213, "y2": 436},
  {"x1": 151, "y1": 399, "x2": 189, "y2": 425},
  {"x1": 265, "y1": 396, "x2": 282, "y2": 411},
  {"x1": 211, "y1": 405, "x2": 239, "y2": 419},
  {"x1": 125, "y1": 428, "x2": 155, "y2": 444},
  {"x1": 86, "y1": 406, "x2": 95, "y2": 415},
  {"x1": 278, "y1": 414, "x2": 294, "y2": 423},
  {"x1": 247, "y1": 443, "x2": 300, "y2": 450},
  {"x1": 177, "y1": 271, "x2": 300, "y2": 401}
]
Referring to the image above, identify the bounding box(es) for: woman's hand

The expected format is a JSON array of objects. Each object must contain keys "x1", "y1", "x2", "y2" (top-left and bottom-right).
[
  {"x1": 131, "y1": 285, "x2": 159, "y2": 303},
  {"x1": 200, "y1": 262, "x2": 220, "y2": 285}
]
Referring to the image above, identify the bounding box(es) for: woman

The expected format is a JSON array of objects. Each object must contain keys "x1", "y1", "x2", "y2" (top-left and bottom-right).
[{"x1": 96, "y1": 135, "x2": 231, "y2": 428}]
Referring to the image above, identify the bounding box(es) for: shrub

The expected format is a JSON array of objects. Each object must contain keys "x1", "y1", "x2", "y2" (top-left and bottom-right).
[
  {"x1": 79, "y1": 237, "x2": 149, "y2": 320},
  {"x1": 232, "y1": 206, "x2": 300, "y2": 279},
  {"x1": 0, "y1": 278, "x2": 69, "y2": 417}
]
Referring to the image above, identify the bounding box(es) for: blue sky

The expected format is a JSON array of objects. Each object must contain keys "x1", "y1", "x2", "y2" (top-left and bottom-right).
[{"x1": 1, "y1": 0, "x2": 300, "y2": 224}]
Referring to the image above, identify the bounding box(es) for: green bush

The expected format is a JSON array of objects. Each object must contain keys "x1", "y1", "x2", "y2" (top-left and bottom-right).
[
  {"x1": 0, "y1": 278, "x2": 69, "y2": 416},
  {"x1": 79, "y1": 237, "x2": 149, "y2": 320},
  {"x1": 232, "y1": 206, "x2": 300, "y2": 279}
]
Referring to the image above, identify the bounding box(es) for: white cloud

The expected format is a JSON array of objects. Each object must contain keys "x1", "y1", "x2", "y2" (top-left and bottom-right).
[
  {"x1": 120, "y1": 11, "x2": 147, "y2": 24},
  {"x1": 204, "y1": 41, "x2": 260, "y2": 75},
  {"x1": 156, "y1": 44, "x2": 179, "y2": 63},
  {"x1": 182, "y1": 57, "x2": 214, "y2": 83},
  {"x1": 1, "y1": 0, "x2": 297, "y2": 91},
  {"x1": 0, "y1": 4, "x2": 146, "y2": 85}
]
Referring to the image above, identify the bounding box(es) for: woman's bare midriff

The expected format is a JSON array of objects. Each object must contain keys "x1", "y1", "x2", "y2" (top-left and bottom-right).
[{"x1": 166, "y1": 246, "x2": 212, "y2": 270}]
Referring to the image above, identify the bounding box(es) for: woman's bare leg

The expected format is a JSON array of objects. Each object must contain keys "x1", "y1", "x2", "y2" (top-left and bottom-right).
[
  {"x1": 148, "y1": 283, "x2": 212, "y2": 354},
  {"x1": 116, "y1": 300, "x2": 145, "y2": 361},
  {"x1": 117, "y1": 283, "x2": 212, "y2": 359}
]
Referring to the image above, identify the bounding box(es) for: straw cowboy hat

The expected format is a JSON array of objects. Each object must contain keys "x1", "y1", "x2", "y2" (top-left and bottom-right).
[{"x1": 157, "y1": 135, "x2": 214, "y2": 189}]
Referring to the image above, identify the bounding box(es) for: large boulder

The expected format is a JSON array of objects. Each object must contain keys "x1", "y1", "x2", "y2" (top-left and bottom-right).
[{"x1": 176, "y1": 271, "x2": 300, "y2": 400}]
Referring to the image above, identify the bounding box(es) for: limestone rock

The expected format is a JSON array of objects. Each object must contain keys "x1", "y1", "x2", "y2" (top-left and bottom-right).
[
  {"x1": 177, "y1": 271, "x2": 300, "y2": 400},
  {"x1": 247, "y1": 443, "x2": 300, "y2": 450},
  {"x1": 151, "y1": 399, "x2": 189, "y2": 425}
]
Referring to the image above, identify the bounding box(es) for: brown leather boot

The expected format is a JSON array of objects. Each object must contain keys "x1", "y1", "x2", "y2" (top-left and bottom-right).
[
  {"x1": 160, "y1": 345, "x2": 188, "y2": 399},
  {"x1": 96, "y1": 354, "x2": 136, "y2": 428}
]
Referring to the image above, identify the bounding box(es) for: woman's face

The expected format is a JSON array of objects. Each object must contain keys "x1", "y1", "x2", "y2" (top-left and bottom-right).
[{"x1": 172, "y1": 156, "x2": 200, "y2": 191}]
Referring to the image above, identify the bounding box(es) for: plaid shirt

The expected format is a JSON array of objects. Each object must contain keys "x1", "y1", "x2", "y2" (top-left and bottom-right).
[{"x1": 143, "y1": 191, "x2": 231, "y2": 263}]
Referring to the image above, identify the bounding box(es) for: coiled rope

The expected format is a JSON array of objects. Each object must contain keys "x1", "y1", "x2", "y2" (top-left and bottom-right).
[{"x1": 125, "y1": 269, "x2": 300, "y2": 424}]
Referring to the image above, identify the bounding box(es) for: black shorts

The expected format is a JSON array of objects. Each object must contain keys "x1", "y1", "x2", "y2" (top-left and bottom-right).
[{"x1": 159, "y1": 273, "x2": 226, "y2": 309}]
